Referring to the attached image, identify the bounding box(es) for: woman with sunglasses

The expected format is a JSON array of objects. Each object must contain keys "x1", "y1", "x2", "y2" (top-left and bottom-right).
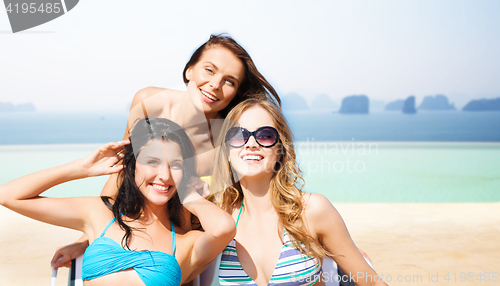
[
  {"x1": 50, "y1": 34, "x2": 280, "y2": 270},
  {"x1": 50, "y1": 34, "x2": 373, "y2": 285},
  {"x1": 212, "y1": 97, "x2": 387, "y2": 286}
]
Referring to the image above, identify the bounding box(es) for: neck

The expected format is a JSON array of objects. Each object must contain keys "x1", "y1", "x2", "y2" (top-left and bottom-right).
[
  {"x1": 175, "y1": 89, "x2": 222, "y2": 125},
  {"x1": 239, "y1": 176, "x2": 275, "y2": 215},
  {"x1": 171, "y1": 92, "x2": 206, "y2": 125},
  {"x1": 140, "y1": 201, "x2": 171, "y2": 226}
]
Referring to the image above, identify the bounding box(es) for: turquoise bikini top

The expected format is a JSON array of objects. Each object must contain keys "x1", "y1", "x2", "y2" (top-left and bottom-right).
[{"x1": 82, "y1": 217, "x2": 182, "y2": 286}]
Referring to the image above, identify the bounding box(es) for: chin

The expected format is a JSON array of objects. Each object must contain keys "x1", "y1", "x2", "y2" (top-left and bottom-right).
[{"x1": 237, "y1": 170, "x2": 274, "y2": 181}]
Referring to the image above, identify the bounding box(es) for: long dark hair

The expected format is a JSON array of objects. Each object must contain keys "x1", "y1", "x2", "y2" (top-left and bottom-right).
[
  {"x1": 102, "y1": 118, "x2": 197, "y2": 249},
  {"x1": 182, "y1": 34, "x2": 281, "y2": 118}
]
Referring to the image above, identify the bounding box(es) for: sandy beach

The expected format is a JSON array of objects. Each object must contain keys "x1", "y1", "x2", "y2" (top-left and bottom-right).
[{"x1": 1, "y1": 203, "x2": 499, "y2": 286}]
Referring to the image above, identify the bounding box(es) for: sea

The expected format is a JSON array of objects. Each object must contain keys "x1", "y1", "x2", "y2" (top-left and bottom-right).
[{"x1": 1, "y1": 110, "x2": 499, "y2": 202}]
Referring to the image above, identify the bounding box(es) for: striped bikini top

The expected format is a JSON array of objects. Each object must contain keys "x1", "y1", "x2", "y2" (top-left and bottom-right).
[
  {"x1": 219, "y1": 204, "x2": 321, "y2": 286},
  {"x1": 82, "y1": 217, "x2": 182, "y2": 286}
]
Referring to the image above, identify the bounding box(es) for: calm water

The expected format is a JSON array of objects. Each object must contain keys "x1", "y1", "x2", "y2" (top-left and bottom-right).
[
  {"x1": 0, "y1": 112, "x2": 127, "y2": 145},
  {"x1": 1, "y1": 111, "x2": 499, "y2": 202},
  {"x1": 1, "y1": 143, "x2": 499, "y2": 202},
  {"x1": 1, "y1": 110, "x2": 500, "y2": 144},
  {"x1": 297, "y1": 142, "x2": 500, "y2": 202}
]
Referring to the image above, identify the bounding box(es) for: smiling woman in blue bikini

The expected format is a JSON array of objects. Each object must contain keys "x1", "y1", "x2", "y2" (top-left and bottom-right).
[
  {"x1": 212, "y1": 98, "x2": 387, "y2": 286},
  {"x1": 0, "y1": 118, "x2": 236, "y2": 286},
  {"x1": 50, "y1": 34, "x2": 280, "y2": 270}
]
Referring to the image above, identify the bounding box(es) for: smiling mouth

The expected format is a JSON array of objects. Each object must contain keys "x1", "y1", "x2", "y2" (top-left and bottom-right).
[
  {"x1": 200, "y1": 89, "x2": 219, "y2": 101},
  {"x1": 242, "y1": 155, "x2": 264, "y2": 162},
  {"x1": 150, "y1": 183, "x2": 172, "y2": 193}
]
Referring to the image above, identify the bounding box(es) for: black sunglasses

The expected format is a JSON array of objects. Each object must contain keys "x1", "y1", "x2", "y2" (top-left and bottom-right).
[{"x1": 226, "y1": 126, "x2": 280, "y2": 148}]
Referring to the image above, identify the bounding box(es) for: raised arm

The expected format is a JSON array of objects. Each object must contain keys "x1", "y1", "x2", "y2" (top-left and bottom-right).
[
  {"x1": 51, "y1": 87, "x2": 170, "y2": 268},
  {"x1": 0, "y1": 140, "x2": 128, "y2": 233},
  {"x1": 181, "y1": 181, "x2": 236, "y2": 277},
  {"x1": 306, "y1": 193, "x2": 388, "y2": 286}
]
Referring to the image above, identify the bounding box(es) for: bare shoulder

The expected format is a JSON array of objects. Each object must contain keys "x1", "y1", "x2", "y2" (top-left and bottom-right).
[
  {"x1": 301, "y1": 193, "x2": 343, "y2": 234},
  {"x1": 130, "y1": 86, "x2": 171, "y2": 107},
  {"x1": 302, "y1": 193, "x2": 337, "y2": 215},
  {"x1": 127, "y1": 87, "x2": 183, "y2": 127},
  {"x1": 133, "y1": 86, "x2": 166, "y2": 101}
]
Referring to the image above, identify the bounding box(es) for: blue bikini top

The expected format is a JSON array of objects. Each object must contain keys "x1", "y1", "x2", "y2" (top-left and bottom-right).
[{"x1": 82, "y1": 217, "x2": 182, "y2": 286}]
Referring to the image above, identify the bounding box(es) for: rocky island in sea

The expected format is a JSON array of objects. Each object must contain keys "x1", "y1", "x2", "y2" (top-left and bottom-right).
[
  {"x1": 0, "y1": 102, "x2": 36, "y2": 112},
  {"x1": 402, "y1": 96, "x2": 417, "y2": 114},
  {"x1": 281, "y1": 92, "x2": 309, "y2": 111},
  {"x1": 338, "y1": 95, "x2": 369, "y2": 114},
  {"x1": 418, "y1": 95, "x2": 455, "y2": 110},
  {"x1": 384, "y1": 96, "x2": 416, "y2": 113},
  {"x1": 462, "y1": 98, "x2": 500, "y2": 111}
]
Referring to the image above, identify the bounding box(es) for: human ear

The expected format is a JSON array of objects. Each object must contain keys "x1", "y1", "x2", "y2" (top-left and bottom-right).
[{"x1": 185, "y1": 66, "x2": 193, "y2": 81}]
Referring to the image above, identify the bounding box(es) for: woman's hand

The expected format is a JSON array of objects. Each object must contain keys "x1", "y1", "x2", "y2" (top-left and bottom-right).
[
  {"x1": 0, "y1": 142, "x2": 131, "y2": 237},
  {"x1": 79, "y1": 140, "x2": 130, "y2": 178},
  {"x1": 50, "y1": 237, "x2": 89, "y2": 269},
  {"x1": 179, "y1": 177, "x2": 209, "y2": 205}
]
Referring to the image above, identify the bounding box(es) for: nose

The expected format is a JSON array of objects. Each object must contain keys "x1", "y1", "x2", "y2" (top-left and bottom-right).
[
  {"x1": 245, "y1": 134, "x2": 259, "y2": 149},
  {"x1": 209, "y1": 76, "x2": 222, "y2": 90},
  {"x1": 157, "y1": 165, "x2": 171, "y2": 181}
]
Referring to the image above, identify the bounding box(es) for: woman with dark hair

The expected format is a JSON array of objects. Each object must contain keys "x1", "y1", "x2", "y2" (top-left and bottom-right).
[
  {"x1": 0, "y1": 118, "x2": 236, "y2": 286},
  {"x1": 50, "y1": 35, "x2": 373, "y2": 284},
  {"x1": 124, "y1": 33, "x2": 280, "y2": 176},
  {"x1": 212, "y1": 98, "x2": 386, "y2": 286},
  {"x1": 51, "y1": 33, "x2": 281, "y2": 269},
  {"x1": 181, "y1": 34, "x2": 280, "y2": 118}
]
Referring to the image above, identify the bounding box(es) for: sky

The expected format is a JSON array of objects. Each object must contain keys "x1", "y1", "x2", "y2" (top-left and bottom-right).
[{"x1": 1, "y1": 0, "x2": 500, "y2": 111}]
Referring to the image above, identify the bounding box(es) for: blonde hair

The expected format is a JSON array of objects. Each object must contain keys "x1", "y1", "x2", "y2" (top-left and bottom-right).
[{"x1": 212, "y1": 96, "x2": 330, "y2": 263}]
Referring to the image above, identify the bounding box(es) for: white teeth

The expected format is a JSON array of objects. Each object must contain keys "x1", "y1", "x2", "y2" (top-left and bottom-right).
[
  {"x1": 201, "y1": 90, "x2": 218, "y2": 101},
  {"x1": 152, "y1": 184, "x2": 168, "y2": 191},
  {"x1": 243, "y1": 155, "x2": 263, "y2": 161}
]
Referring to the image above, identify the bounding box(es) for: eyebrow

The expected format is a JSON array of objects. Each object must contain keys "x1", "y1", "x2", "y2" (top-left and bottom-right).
[
  {"x1": 144, "y1": 156, "x2": 161, "y2": 160},
  {"x1": 144, "y1": 155, "x2": 182, "y2": 159},
  {"x1": 205, "y1": 61, "x2": 241, "y2": 85}
]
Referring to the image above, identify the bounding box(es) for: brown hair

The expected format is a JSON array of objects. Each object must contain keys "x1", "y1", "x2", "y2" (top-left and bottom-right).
[
  {"x1": 183, "y1": 34, "x2": 281, "y2": 118},
  {"x1": 212, "y1": 97, "x2": 330, "y2": 264}
]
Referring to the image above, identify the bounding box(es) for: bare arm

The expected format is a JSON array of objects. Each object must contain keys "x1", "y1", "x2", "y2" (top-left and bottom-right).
[
  {"x1": 306, "y1": 194, "x2": 388, "y2": 286},
  {"x1": 50, "y1": 235, "x2": 89, "y2": 269},
  {"x1": 0, "y1": 141, "x2": 128, "y2": 232},
  {"x1": 181, "y1": 182, "x2": 236, "y2": 272},
  {"x1": 51, "y1": 87, "x2": 168, "y2": 267},
  {"x1": 0, "y1": 161, "x2": 92, "y2": 231}
]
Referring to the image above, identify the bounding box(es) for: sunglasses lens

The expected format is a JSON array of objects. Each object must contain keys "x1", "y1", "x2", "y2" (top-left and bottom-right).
[
  {"x1": 227, "y1": 127, "x2": 248, "y2": 147},
  {"x1": 256, "y1": 127, "x2": 278, "y2": 147}
]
